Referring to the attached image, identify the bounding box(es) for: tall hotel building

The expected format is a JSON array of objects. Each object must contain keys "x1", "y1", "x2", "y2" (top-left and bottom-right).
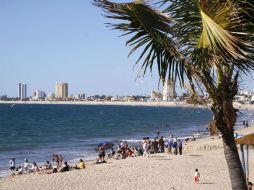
[
  {"x1": 162, "y1": 79, "x2": 177, "y2": 101},
  {"x1": 18, "y1": 83, "x2": 27, "y2": 100},
  {"x1": 55, "y1": 82, "x2": 68, "y2": 99}
]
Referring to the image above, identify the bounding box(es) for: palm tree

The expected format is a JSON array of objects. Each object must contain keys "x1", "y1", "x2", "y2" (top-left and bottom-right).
[{"x1": 93, "y1": 0, "x2": 254, "y2": 189}]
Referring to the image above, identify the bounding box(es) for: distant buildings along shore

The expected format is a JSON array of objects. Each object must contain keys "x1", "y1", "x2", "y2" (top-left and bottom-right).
[{"x1": 1, "y1": 82, "x2": 254, "y2": 105}]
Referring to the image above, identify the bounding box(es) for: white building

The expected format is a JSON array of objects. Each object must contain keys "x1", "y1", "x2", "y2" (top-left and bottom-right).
[
  {"x1": 239, "y1": 89, "x2": 253, "y2": 96},
  {"x1": 73, "y1": 94, "x2": 86, "y2": 100},
  {"x1": 32, "y1": 90, "x2": 46, "y2": 100},
  {"x1": 162, "y1": 79, "x2": 177, "y2": 101},
  {"x1": 47, "y1": 93, "x2": 55, "y2": 101},
  {"x1": 18, "y1": 83, "x2": 27, "y2": 100}
]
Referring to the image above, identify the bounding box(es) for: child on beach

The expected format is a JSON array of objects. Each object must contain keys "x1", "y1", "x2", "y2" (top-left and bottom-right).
[
  {"x1": 248, "y1": 182, "x2": 253, "y2": 190},
  {"x1": 194, "y1": 169, "x2": 200, "y2": 184}
]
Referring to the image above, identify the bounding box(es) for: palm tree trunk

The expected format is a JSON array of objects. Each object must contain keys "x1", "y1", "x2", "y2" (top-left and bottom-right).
[
  {"x1": 210, "y1": 69, "x2": 248, "y2": 189},
  {"x1": 212, "y1": 99, "x2": 247, "y2": 189},
  {"x1": 222, "y1": 132, "x2": 247, "y2": 190}
]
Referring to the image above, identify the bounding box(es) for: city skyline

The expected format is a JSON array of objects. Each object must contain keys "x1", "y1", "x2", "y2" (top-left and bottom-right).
[
  {"x1": 0, "y1": 0, "x2": 253, "y2": 97},
  {"x1": 0, "y1": 0, "x2": 161, "y2": 97}
]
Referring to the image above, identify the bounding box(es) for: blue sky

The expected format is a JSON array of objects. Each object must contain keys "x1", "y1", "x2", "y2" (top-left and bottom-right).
[
  {"x1": 0, "y1": 0, "x2": 161, "y2": 97},
  {"x1": 0, "y1": 0, "x2": 253, "y2": 97}
]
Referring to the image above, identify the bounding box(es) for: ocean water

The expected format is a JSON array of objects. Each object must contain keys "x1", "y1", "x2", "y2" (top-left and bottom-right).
[{"x1": 0, "y1": 104, "x2": 252, "y2": 177}]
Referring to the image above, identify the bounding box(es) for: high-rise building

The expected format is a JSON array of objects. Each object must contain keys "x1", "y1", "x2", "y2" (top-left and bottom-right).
[
  {"x1": 18, "y1": 83, "x2": 27, "y2": 100},
  {"x1": 162, "y1": 79, "x2": 177, "y2": 101},
  {"x1": 32, "y1": 90, "x2": 46, "y2": 100},
  {"x1": 55, "y1": 82, "x2": 68, "y2": 99}
]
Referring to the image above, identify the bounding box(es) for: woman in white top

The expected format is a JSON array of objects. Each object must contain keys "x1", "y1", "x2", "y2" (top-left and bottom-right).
[{"x1": 31, "y1": 162, "x2": 39, "y2": 173}]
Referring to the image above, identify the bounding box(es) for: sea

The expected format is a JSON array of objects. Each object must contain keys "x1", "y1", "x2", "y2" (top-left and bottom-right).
[{"x1": 0, "y1": 103, "x2": 252, "y2": 177}]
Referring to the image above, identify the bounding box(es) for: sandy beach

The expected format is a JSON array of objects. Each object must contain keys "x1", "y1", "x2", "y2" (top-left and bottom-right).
[{"x1": 0, "y1": 127, "x2": 253, "y2": 190}]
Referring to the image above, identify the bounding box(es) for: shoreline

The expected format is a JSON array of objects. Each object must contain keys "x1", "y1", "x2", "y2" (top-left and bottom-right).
[
  {"x1": 0, "y1": 133, "x2": 210, "y2": 179},
  {"x1": 1, "y1": 100, "x2": 254, "y2": 110},
  {"x1": 1, "y1": 126, "x2": 253, "y2": 190},
  {"x1": 0, "y1": 100, "x2": 201, "y2": 108}
]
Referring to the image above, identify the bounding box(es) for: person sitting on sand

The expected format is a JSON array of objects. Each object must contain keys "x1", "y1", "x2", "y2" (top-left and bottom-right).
[
  {"x1": 133, "y1": 148, "x2": 138, "y2": 157},
  {"x1": 96, "y1": 147, "x2": 107, "y2": 163},
  {"x1": 119, "y1": 141, "x2": 124, "y2": 150},
  {"x1": 127, "y1": 148, "x2": 134, "y2": 157},
  {"x1": 60, "y1": 161, "x2": 70, "y2": 172},
  {"x1": 44, "y1": 161, "x2": 52, "y2": 170},
  {"x1": 52, "y1": 166, "x2": 58, "y2": 173},
  {"x1": 17, "y1": 166, "x2": 23, "y2": 175},
  {"x1": 9, "y1": 158, "x2": 16, "y2": 171},
  {"x1": 107, "y1": 148, "x2": 116, "y2": 159},
  {"x1": 138, "y1": 148, "x2": 143, "y2": 156},
  {"x1": 32, "y1": 162, "x2": 40, "y2": 173},
  {"x1": 114, "y1": 150, "x2": 122, "y2": 160},
  {"x1": 75, "y1": 159, "x2": 85, "y2": 169},
  {"x1": 96, "y1": 154, "x2": 107, "y2": 164},
  {"x1": 189, "y1": 135, "x2": 196, "y2": 141},
  {"x1": 98, "y1": 147, "x2": 106, "y2": 160}
]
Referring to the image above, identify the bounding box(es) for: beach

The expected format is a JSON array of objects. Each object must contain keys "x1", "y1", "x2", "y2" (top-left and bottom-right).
[{"x1": 0, "y1": 127, "x2": 253, "y2": 190}]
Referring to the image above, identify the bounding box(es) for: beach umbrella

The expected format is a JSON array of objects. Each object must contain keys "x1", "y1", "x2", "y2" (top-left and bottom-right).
[
  {"x1": 235, "y1": 133, "x2": 254, "y2": 184},
  {"x1": 95, "y1": 142, "x2": 114, "y2": 151},
  {"x1": 235, "y1": 133, "x2": 254, "y2": 145}
]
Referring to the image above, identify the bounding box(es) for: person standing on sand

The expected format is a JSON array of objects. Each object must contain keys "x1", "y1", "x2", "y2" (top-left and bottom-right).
[
  {"x1": 23, "y1": 158, "x2": 29, "y2": 172},
  {"x1": 142, "y1": 141, "x2": 149, "y2": 157},
  {"x1": 59, "y1": 154, "x2": 63, "y2": 167},
  {"x1": 194, "y1": 169, "x2": 200, "y2": 184},
  {"x1": 9, "y1": 158, "x2": 15, "y2": 171},
  {"x1": 168, "y1": 138, "x2": 173, "y2": 154},
  {"x1": 173, "y1": 139, "x2": 178, "y2": 155},
  {"x1": 152, "y1": 138, "x2": 159, "y2": 153},
  {"x1": 52, "y1": 154, "x2": 59, "y2": 170},
  {"x1": 178, "y1": 139, "x2": 183, "y2": 155},
  {"x1": 158, "y1": 136, "x2": 165, "y2": 153}
]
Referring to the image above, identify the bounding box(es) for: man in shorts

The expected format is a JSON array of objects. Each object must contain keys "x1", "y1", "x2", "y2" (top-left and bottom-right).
[{"x1": 9, "y1": 158, "x2": 16, "y2": 171}]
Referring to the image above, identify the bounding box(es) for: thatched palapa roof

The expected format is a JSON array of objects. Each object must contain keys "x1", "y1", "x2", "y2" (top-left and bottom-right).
[{"x1": 235, "y1": 133, "x2": 254, "y2": 145}]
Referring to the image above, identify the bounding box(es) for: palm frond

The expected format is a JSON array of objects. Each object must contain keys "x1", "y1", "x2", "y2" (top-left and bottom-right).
[
  {"x1": 163, "y1": 0, "x2": 254, "y2": 72},
  {"x1": 93, "y1": 0, "x2": 186, "y2": 85}
]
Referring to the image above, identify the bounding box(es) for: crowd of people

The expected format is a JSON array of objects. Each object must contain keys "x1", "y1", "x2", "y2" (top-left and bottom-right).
[
  {"x1": 8, "y1": 154, "x2": 86, "y2": 176},
  {"x1": 9, "y1": 132, "x2": 184, "y2": 177},
  {"x1": 96, "y1": 133, "x2": 184, "y2": 162},
  {"x1": 140, "y1": 135, "x2": 183, "y2": 157}
]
